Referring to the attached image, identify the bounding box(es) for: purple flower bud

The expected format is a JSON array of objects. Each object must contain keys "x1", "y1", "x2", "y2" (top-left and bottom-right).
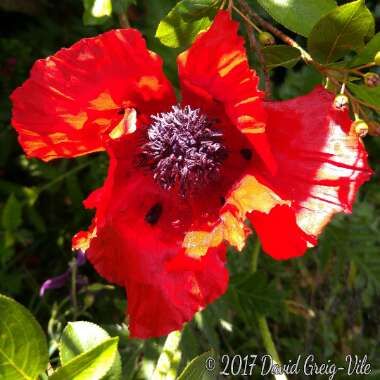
[
  {"x1": 39, "y1": 251, "x2": 87, "y2": 297},
  {"x1": 39, "y1": 271, "x2": 70, "y2": 297},
  {"x1": 76, "y1": 250, "x2": 87, "y2": 266}
]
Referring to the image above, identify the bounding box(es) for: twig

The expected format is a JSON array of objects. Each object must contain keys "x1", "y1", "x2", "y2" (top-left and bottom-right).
[
  {"x1": 236, "y1": 0, "x2": 313, "y2": 64},
  {"x1": 233, "y1": 5, "x2": 261, "y2": 33},
  {"x1": 228, "y1": 0, "x2": 233, "y2": 12},
  {"x1": 355, "y1": 62, "x2": 376, "y2": 70},
  {"x1": 245, "y1": 22, "x2": 272, "y2": 99},
  {"x1": 118, "y1": 11, "x2": 130, "y2": 28},
  {"x1": 349, "y1": 93, "x2": 380, "y2": 113}
]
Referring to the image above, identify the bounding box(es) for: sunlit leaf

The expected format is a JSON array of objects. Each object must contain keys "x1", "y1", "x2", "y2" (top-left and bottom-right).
[
  {"x1": 83, "y1": 0, "x2": 111, "y2": 25},
  {"x1": 50, "y1": 337, "x2": 119, "y2": 380},
  {"x1": 155, "y1": 0, "x2": 219, "y2": 48},
  {"x1": 350, "y1": 32, "x2": 380, "y2": 67},
  {"x1": 0, "y1": 294, "x2": 49, "y2": 380},
  {"x1": 177, "y1": 351, "x2": 217, "y2": 380},
  {"x1": 257, "y1": 0, "x2": 336, "y2": 37},
  {"x1": 151, "y1": 331, "x2": 182, "y2": 379},
  {"x1": 59, "y1": 321, "x2": 122, "y2": 380},
  {"x1": 91, "y1": 0, "x2": 112, "y2": 17},
  {"x1": 348, "y1": 82, "x2": 380, "y2": 111}
]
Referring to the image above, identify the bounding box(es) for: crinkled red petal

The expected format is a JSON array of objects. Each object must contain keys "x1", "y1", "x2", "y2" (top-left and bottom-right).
[
  {"x1": 74, "y1": 134, "x2": 228, "y2": 338},
  {"x1": 11, "y1": 29, "x2": 176, "y2": 161},
  {"x1": 177, "y1": 10, "x2": 277, "y2": 173},
  {"x1": 250, "y1": 86, "x2": 372, "y2": 259}
]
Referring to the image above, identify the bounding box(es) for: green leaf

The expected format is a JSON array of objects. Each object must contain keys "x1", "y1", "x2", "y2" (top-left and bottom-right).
[
  {"x1": 50, "y1": 337, "x2": 119, "y2": 380},
  {"x1": 91, "y1": 0, "x2": 112, "y2": 17},
  {"x1": 83, "y1": 0, "x2": 112, "y2": 25},
  {"x1": 177, "y1": 351, "x2": 217, "y2": 380},
  {"x1": 229, "y1": 272, "x2": 285, "y2": 319},
  {"x1": 2, "y1": 194, "x2": 22, "y2": 232},
  {"x1": 59, "y1": 321, "x2": 122, "y2": 380},
  {"x1": 348, "y1": 82, "x2": 380, "y2": 111},
  {"x1": 112, "y1": 0, "x2": 135, "y2": 14},
  {"x1": 350, "y1": 32, "x2": 380, "y2": 67},
  {"x1": 308, "y1": 0, "x2": 375, "y2": 64},
  {"x1": 179, "y1": 0, "x2": 222, "y2": 21},
  {"x1": 0, "y1": 294, "x2": 49, "y2": 380},
  {"x1": 262, "y1": 45, "x2": 301, "y2": 69},
  {"x1": 257, "y1": 0, "x2": 336, "y2": 37},
  {"x1": 277, "y1": 65, "x2": 323, "y2": 100},
  {"x1": 155, "y1": 0, "x2": 217, "y2": 48}
]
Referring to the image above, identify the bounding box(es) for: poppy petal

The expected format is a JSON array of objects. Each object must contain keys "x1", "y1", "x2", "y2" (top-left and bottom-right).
[
  {"x1": 249, "y1": 205, "x2": 316, "y2": 260},
  {"x1": 74, "y1": 134, "x2": 228, "y2": 338},
  {"x1": 183, "y1": 175, "x2": 292, "y2": 257},
  {"x1": 251, "y1": 86, "x2": 372, "y2": 259},
  {"x1": 177, "y1": 11, "x2": 276, "y2": 172},
  {"x1": 11, "y1": 29, "x2": 176, "y2": 161}
]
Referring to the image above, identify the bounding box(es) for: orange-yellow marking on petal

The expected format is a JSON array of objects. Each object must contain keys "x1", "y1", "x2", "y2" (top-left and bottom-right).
[
  {"x1": 177, "y1": 50, "x2": 189, "y2": 67},
  {"x1": 63, "y1": 112, "x2": 88, "y2": 130},
  {"x1": 237, "y1": 115, "x2": 258, "y2": 125},
  {"x1": 93, "y1": 118, "x2": 111, "y2": 126},
  {"x1": 240, "y1": 126, "x2": 266, "y2": 134},
  {"x1": 22, "y1": 139, "x2": 47, "y2": 150},
  {"x1": 234, "y1": 96, "x2": 260, "y2": 107},
  {"x1": 227, "y1": 175, "x2": 290, "y2": 216},
  {"x1": 183, "y1": 176, "x2": 291, "y2": 257},
  {"x1": 50, "y1": 132, "x2": 74, "y2": 143},
  {"x1": 218, "y1": 51, "x2": 245, "y2": 77},
  {"x1": 45, "y1": 58, "x2": 56, "y2": 69},
  {"x1": 90, "y1": 92, "x2": 118, "y2": 111},
  {"x1": 109, "y1": 108, "x2": 137, "y2": 139},
  {"x1": 138, "y1": 76, "x2": 160, "y2": 92},
  {"x1": 183, "y1": 226, "x2": 223, "y2": 258},
  {"x1": 72, "y1": 226, "x2": 97, "y2": 251},
  {"x1": 49, "y1": 86, "x2": 74, "y2": 101},
  {"x1": 220, "y1": 211, "x2": 247, "y2": 251}
]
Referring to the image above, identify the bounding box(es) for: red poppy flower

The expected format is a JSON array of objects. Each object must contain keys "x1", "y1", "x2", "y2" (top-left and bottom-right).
[{"x1": 11, "y1": 11, "x2": 371, "y2": 338}]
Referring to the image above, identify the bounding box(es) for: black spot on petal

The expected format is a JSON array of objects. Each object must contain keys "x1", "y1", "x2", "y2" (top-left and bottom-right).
[
  {"x1": 117, "y1": 108, "x2": 125, "y2": 115},
  {"x1": 240, "y1": 148, "x2": 252, "y2": 161},
  {"x1": 220, "y1": 196, "x2": 226, "y2": 205},
  {"x1": 145, "y1": 202, "x2": 163, "y2": 225}
]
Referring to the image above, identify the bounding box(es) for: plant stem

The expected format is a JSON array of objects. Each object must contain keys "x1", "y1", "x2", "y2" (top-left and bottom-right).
[
  {"x1": 241, "y1": 17, "x2": 272, "y2": 99},
  {"x1": 348, "y1": 92, "x2": 380, "y2": 113},
  {"x1": 251, "y1": 238, "x2": 287, "y2": 379},
  {"x1": 233, "y1": 6, "x2": 262, "y2": 33},
  {"x1": 118, "y1": 11, "x2": 130, "y2": 28},
  {"x1": 70, "y1": 258, "x2": 78, "y2": 320},
  {"x1": 257, "y1": 316, "x2": 282, "y2": 365},
  {"x1": 37, "y1": 161, "x2": 90, "y2": 196},
  {"x1": 251, "y1": 237, "x2": 261, "y2": 273},
  {"x1": 236, "y1": 0, "x2": 313, "y2": 64},
  {"x1": 355, "y1": 62, "x2": 376, "y2": 70}
]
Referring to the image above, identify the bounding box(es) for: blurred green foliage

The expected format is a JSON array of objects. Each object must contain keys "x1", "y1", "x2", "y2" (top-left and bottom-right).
[{"x1": 1, "y1": 0, "x2": 380, "y2": 379}]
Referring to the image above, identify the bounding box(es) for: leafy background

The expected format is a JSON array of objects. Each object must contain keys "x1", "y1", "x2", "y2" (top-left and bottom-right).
[{"x1": 0, "y1": 0, "x2": 380, "y2": 379}]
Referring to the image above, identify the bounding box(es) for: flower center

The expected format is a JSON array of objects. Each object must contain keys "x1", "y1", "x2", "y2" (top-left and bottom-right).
[{"x1": 141, "y1": 105, "x2": 227, "y2": 194}]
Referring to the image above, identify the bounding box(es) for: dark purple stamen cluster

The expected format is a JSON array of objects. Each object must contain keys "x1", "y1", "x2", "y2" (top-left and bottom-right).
[{"x1": 142, "y1": 105, "x2": 227, "y2": 194}]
